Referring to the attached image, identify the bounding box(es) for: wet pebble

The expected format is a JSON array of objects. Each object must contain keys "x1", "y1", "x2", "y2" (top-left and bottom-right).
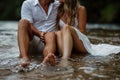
[
  {"x1": 40, "y1": 74, "x2": 44, "y2": 77},
  {"x1": 56, "y1": 68, "x2": 60, "y2": 71}
]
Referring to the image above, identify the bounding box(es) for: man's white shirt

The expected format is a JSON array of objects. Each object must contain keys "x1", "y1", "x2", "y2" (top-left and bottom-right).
[{"x1": 21, "y1": 0, "x2": 59, "y2": 32}]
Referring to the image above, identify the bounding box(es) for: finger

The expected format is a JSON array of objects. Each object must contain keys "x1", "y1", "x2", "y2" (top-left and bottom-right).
[
  {"x1": 41, "y1": 38, "x2": 45, "y2": 43},
  {"x1": 41, "y1": 38, "x2": 44, "y2": 41},
  {"x1": 41, "y1": 32, "x2": 44, "y2": 37},
  {"x1": 42, "y1": 32, "x2": 46, "y2": 36},
  {"x1": 42, "y1": 33, "x2": 46, "y2": 38},
  {"x1": 40, "y1": 37, "x2": 44, "y2": 41},
  {"x1": 41, "y1": 37, "x2": 45, "y2": 41},
  {"x1": 41, "y1": 39, "x2": 44, "y2": 42},
  {"x1": 44, "y1": 32, "x2": 47, "y2": 36}
]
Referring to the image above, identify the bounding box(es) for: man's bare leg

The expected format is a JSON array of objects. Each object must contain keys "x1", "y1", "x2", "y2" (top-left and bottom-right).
[
  {"x1": 42, "y1": 32, "x2": 56, "y2": 65},
  {"x1": 18, "y1": 19, "x2": 33, "y2": 67}
]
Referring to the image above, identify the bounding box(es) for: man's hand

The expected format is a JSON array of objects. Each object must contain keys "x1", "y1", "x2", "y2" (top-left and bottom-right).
[{"x1": 39, "y1": 32, "x2": 47, "y2": 43}]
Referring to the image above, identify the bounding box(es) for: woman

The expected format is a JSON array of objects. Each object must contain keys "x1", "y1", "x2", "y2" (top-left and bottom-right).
[
  {"x1": 55, "y1": 0, "x2": 89, "y2": 60},
  {"x1": 55, "y1": 0, "x2": 120, "y2": 63}
]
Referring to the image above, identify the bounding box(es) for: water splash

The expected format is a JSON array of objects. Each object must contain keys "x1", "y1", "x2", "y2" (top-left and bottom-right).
[{"x1": 11, "y1": 62, "x2": 74, "y2": 75}]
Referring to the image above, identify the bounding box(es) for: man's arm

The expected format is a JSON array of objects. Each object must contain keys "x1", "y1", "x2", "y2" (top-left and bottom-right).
[
  {"x1": 31, "y1": 24, "x2": 46, "y2": 42},
  {"x1": 21, "y1": 1, "x2": 33, "y2": 23},
  {"x1": 21, "y1": 1, "x2": 46, "y2": 42},
  {"x1": 30, "y1": 24, "x2": 41, "y2": 37}
]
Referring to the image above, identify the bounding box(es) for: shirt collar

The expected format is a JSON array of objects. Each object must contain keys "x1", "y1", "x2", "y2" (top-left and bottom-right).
[
  {"x1": 34, "y1": 0, "x2": 55, "y2": 6},
  {"x1": 34, "y1": 0, "x2": 39, "y2": 6}
]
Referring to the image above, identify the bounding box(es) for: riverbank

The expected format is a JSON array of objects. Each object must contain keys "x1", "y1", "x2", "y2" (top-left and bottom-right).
[{"x1": 0, "y1": 21, "x2": 120, "y2": 80}]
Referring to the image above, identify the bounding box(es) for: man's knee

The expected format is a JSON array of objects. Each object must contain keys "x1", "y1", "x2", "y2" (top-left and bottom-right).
[
  {"x1": 45, "y1": 32, "x2": 56, "y2": 42},
  {"x1": 18, "y1": 19, "x2": 30, "y2": 30}
]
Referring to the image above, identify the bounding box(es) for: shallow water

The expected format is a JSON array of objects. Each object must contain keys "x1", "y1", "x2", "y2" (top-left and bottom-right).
[{"x1": 0, "y1": 21, "x2": 120, "y2": 80}]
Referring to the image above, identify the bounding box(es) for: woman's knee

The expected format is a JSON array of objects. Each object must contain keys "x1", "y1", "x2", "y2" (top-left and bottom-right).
[
  {"x1": 56, "y1": 31, "x2": 62, "y2": 37},
  {"x1": 18, "y1": 19, "x2": 30, "y2": 30},
  {"x1": 62, "y1": 25, "x2": 71, "y2": 33}
]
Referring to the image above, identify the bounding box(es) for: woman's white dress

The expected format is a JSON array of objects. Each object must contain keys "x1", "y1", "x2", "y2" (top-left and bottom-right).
[{"x1": 59, "y1": 20, "x2": 120, "y2": 56}]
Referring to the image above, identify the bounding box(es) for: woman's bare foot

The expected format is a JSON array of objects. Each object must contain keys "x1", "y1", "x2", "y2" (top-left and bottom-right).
[
  {"x1": 19, "y1": 58, "x2": 30, "y2": 67},
  {"x1": 42, "y1": 53, "x2": 56, "y2": 66},
  {"x1": 59, "y1": 58, "x2": 70, "y2": 67}
]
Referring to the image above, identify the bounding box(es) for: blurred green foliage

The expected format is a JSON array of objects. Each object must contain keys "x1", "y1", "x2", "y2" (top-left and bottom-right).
[
  {"x1": 0, "y1": 0, "x2": 120, "y2": 23},
  {"x1": 0, "y1": 0, "x2": 23, "y2": 20},
  {"x1": 101, "y1": 4, "x2": 118, "y2": 22}
]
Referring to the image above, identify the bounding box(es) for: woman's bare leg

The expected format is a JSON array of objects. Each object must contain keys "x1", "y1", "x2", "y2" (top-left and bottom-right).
[
  {"x1": 55, "y1": 31, "x2": 63, "y2": 56},
  {"x1": 69, "y1": 27, "x2": 87, "y2": 54},
  {"x1": 62, "y1": 26, "x2": 73, "y2": 59}
]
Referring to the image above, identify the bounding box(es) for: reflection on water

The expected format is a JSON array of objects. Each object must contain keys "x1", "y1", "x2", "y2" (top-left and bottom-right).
[{"x1": 0, "y1": 21, "x2": 120, "y2": 80}]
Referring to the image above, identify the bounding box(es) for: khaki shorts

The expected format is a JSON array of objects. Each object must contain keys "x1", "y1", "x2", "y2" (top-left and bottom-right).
[{"x1": 28, "y1": 36, "x2": 45, "y2": 56}]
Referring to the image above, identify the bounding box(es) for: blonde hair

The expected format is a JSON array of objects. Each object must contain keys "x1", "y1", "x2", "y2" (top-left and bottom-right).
[{"x1": 56, "y1": 0, "x2": 79, "y2": 29}]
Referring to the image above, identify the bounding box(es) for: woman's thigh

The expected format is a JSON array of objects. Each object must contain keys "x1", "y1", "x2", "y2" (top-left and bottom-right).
[{"x1": 69, "y1": 27, "x2": 87, "y2": 53}]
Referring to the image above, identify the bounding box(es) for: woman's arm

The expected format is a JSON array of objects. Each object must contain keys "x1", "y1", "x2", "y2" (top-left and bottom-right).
[{"x1": 77, "y1": 5, "x2": 87, "y2": 34}]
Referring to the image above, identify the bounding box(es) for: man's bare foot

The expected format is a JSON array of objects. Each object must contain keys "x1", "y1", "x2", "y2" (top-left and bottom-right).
[
  {"x1": 42, "y1": 53, "x2": 56, "y2": 66},
  {"x1": 19, "y1": 58, "x2": 30, "y2": 67}
]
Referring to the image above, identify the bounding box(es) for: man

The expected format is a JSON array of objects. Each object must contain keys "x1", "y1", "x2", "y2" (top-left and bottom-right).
[{"x1": 18, "y1": 0, "x2": 59, "y2": 67}]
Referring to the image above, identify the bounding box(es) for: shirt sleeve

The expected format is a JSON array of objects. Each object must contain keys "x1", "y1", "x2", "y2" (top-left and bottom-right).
[{"x1": 21, "y1": 1, "x2": 33, "y2": 23}]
